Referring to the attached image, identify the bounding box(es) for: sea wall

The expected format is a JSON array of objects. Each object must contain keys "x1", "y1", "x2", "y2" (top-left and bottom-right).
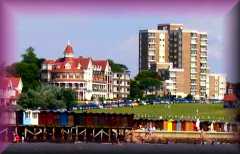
[{"x1": 126, "y1": 130, "x2": 239, "y2": 144}]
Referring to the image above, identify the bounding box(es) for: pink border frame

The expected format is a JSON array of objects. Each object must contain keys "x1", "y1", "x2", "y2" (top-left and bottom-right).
[{"x1": 0, "y1": 0, "x2": 239, "y2": 152}]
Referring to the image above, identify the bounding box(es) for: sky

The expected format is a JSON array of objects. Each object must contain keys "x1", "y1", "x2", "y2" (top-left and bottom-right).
[{"x1": 15, "y1": 14, "x2": 225, "y2": 77}]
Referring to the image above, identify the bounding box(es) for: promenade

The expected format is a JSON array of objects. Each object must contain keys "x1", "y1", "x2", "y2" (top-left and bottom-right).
[{"x1": 2, "y1": 143, "x2": 240, "y2": 154}]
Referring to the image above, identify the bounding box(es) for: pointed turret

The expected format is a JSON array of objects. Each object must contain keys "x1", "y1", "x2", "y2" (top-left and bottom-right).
[{"x1": 64, "y1": 40, "x2": 74, "y2": 58}]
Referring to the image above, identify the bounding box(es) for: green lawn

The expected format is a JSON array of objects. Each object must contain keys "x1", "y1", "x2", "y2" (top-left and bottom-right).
[{"x1": 77, "y1": 103, "x2": 237, "y2": 122}]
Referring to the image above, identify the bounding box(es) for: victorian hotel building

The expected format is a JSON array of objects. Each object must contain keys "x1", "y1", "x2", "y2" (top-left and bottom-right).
[
  {"x1": 41, "y1": 42, "x2": 130, "y2": 101},
  {"x1": 139, "y1": 24, "x2": 226, "y2": 100}
]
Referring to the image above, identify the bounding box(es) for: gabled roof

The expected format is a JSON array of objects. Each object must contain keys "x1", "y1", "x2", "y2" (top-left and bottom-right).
[
  {"x1": 42, "y1": 43, "x2": 109, "y2": 72},
  {"x1": 9, "y1": 77, "x2": 21, "y2": 88},
  {"x1": 78, "y1": 57, "x2": 91, "y2": 69},
  {"x1": 92, "y1": 60, "x2": 108, "y2": 71},
  {"x1": 43, "y1": 59, "x2": 55, "y2": 64},
  {"x1": 48, "y1": 57, "x2": 91, "y2": 72}
]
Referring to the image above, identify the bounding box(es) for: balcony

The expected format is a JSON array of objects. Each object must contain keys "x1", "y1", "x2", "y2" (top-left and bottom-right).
[
  {"x1": 148, "y1": 47, "x2": 155, "y2": 50},
  {"x1": 200, "y1": 82, "x2": 206, "y2": 86},
  {"x1": 191, "y1": 63, "x2": 197, "y2": 68},
  {"x1": 201, "y1": 65, "x2": 207, "y2": 69},
  {"x1": 148, "y1": 41, "x2": 156, "y2": 44},
  {"x1": 191, "y1": 75, "x2": 197, "y2": 79},
  {"x1": 201, "y1": 37, "x2": 208, "y2": 41},
  {"x1": 191, "y1": 40, "x2": 197, "y2": 44},
  {"x1": 191, "y1": 51, "x2": 197, "y2": 56},
  {"x1": 200, "y1": 59, "x2": 207, "y2": 63},
  {"x1": 191, "y1": 58, "x2": 197, "y2": 62},
  {"x1": 201, "y1": 48, "x2": 207, "y2": 51},
  {"x1": 200, "y1": 41, "x2": 208, "y2": 46},
  {"x1": 191, "y1": 35, "x2": 198, "y2": 39},
  {"x1": 191, "y1": 82, "x2": 197, "y2": 86},
  {"x1": 169, "y1": 74, "x2": 176, "y2": 78},
  {"x1": 191, "y1": 70, "x2": 197, "y2": 74},
  {"x1": 200, "y1": 54, "x2": 207, "y2": 58}
]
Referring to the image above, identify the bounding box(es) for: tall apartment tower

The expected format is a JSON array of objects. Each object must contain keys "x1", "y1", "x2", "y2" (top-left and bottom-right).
[
  {"x1": 139, "y1": 24, "x2": 208, "y2": 99},
  {"x1": 139, "y1": 29, "x2": 169, "y2": 72}
]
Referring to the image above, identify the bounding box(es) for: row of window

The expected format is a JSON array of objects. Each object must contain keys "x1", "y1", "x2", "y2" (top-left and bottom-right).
[{"x1": 113, "y1": 87, "x2": 130, "y2": 92}]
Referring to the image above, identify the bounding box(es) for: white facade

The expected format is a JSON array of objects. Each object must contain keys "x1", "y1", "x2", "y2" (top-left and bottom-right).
[
  {"x1": 0, "y1": 77, "x2": 22, "y2": 106},
  {"x1": 41, "y1": 43, "x2": 114, "y2": 101},
  {"x1": 199, "y1": 32, "x2": 208, "y2": 99},
  {"x1": 112, "y1": 71, "x2": 130, "y2": 99}
]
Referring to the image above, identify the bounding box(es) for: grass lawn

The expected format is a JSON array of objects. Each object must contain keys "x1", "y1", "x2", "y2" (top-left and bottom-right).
[{"x1": 77, "y1": 103, "x2": 238, "y2": 122}]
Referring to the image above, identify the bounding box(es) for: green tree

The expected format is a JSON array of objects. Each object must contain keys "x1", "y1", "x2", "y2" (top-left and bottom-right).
[
  {"x1": 18, "y1": 84, "x2": 76, "y2": 110},
  {"x1": 135, "y1": 70, "x2": 160, "y2": 81},
  {"x1": 6, "y1": 47, "x2": 44, "y2": 92},
  {"x1": 129, "y1": 80, "x2": 143, "y2": 99},
  {"x1": 61, "y1": 88, "x2": 76, "y2": 110},
  {"x1": 139, "y1": 78, "x2": 162, "y2": 95},
  {"x1": 108, "y1": 59, "x2": 128, "y2": 73},
  {"x1": 130, "y1": 70, "x2": 162, "y2": 99},
  {"x1": 185, "y1": 94, "x2": 193, "y2": 100}
]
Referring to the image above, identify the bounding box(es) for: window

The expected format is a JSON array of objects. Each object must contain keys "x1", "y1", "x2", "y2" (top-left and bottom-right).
[
  {"x1": 69, "y1": 73, "x2": 73, "y2": 78},
  {"x1": 25, "y1": 112, "x2": 30, "y2": 118},
  {"x1": 77, "y1": 63, "x2": 81, "y2": 69},
  {"x1": 32, "y1": 113, "x2": 38, "y2": 119},
  {"x1": 149, "y1": 56, "x2": 155, "y2": 60},
  {"x1": 65, "y1": 63, "x2": 71, "y2": 69}
]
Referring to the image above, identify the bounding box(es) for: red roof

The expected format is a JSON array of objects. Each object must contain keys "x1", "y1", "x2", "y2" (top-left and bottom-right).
[
  {"x1": 64, "y1": 44, "x2": 73, "y2": 54},
  {"x1": 46, "y1": 57, "x2": 91, "y2": 72},
  {"x1": 224, "y1": 94, "x2": 238, "y2": 102},
  {"x1": 42, "y1": 43, "x2": 109, "y2": 72},
  {"x1": 78, "y1": 57, "x2": 91, "y2": 69},
  {"x1": 43, "y1": 59, "x2": 55, "y2": 64},
  {"x1": 0, "y1": 77, "x2": 21, "y2": 90},
  {"x1": 92, "y1": 60, "x2": 108, "y2": 70}
]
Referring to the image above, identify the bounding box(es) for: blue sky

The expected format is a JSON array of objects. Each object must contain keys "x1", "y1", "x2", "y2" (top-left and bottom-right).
[{"x1": 15, "y1": 14, "x2": 225, "y2": 77}]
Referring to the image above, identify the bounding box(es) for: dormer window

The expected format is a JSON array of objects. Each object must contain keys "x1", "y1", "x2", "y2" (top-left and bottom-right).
[
  {"x1": 65, "y1": 63, "x2": 71, "y2": 69},
  {"x1": 77, "y1": 63, "x2": 81, "y2": 69}
]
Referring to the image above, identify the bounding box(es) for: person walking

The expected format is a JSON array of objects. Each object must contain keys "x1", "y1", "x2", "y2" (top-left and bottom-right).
[
  {"x1": 16, "y1": 134, "x2": 20, "y2": 143},
  {"x1": 22, "y1": 136, "x2": 25, "y2": 143}
]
